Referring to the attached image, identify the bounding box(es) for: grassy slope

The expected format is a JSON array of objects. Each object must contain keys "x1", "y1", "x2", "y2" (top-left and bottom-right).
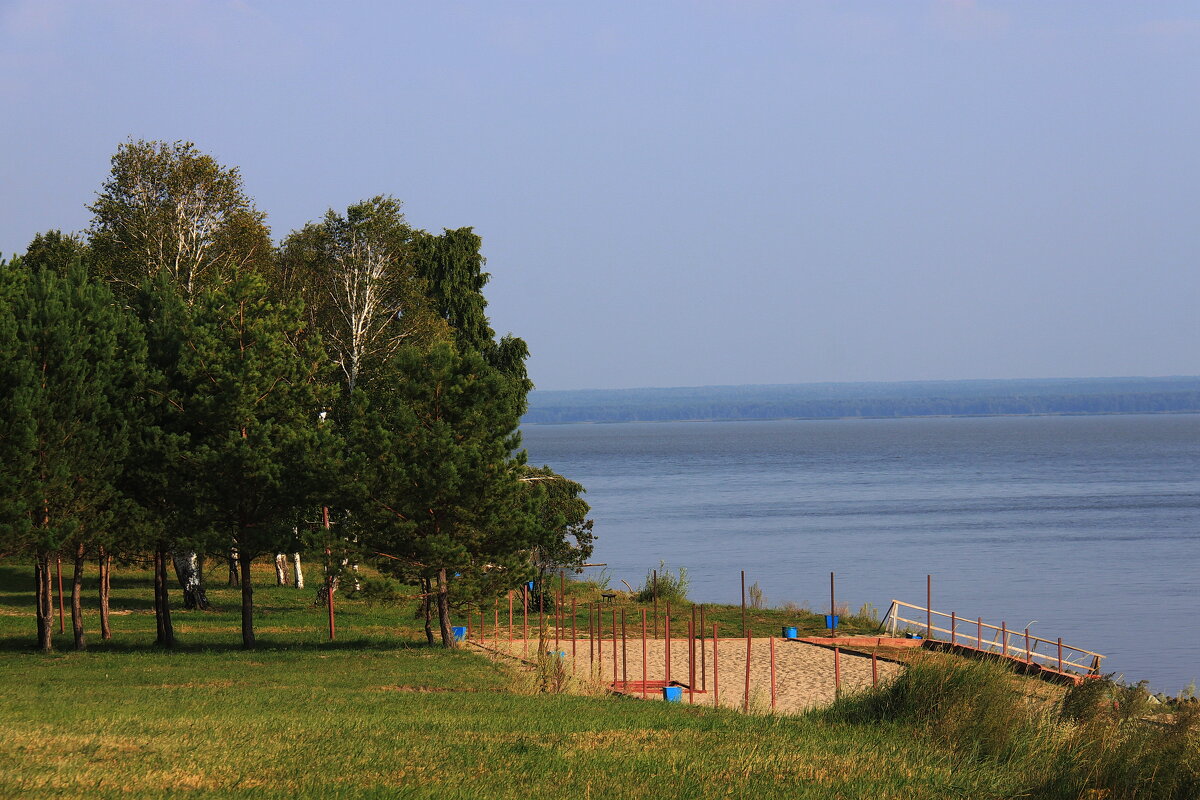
[{"x1": 0, "y1": 561, "x2": 1013, "y2": 799}]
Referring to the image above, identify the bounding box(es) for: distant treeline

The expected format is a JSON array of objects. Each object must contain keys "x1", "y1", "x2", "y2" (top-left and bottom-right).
[{"x1": 524, "y1": 377, "x2": 1200, "y2": 424}]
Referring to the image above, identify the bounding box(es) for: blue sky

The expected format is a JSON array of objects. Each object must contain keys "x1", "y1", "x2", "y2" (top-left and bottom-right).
[{"x1": 2, "y1": 1, "x2": 1197, "y2": 390}]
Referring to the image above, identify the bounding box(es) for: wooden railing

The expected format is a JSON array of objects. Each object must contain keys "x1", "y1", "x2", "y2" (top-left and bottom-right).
[{"x1": 883, "y1": 600, "x2": 1105, "y2": 675}]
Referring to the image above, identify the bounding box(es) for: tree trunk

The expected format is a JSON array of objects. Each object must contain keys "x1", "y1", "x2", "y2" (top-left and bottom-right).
[
  {"x1": 274, "y1": 554, "x2": 288, "y2": 586},
  {"x1": 228, "y1": 547, "x2": 240, "y2": 587},
  {"x1": 172, "y1": 552, "x2": 210, "y2": 610},
  {"x1": 98, "y1": 546, "x2": 111, "y2": 640},
  {"x1": 34, "y1": 553, "x2": 53, "y2": 652},
  {"x1": 421, "y1": 577, "x2": 435, "y2": 646},
  {"x1": 239, "y1": 550, "x2": 255, "y2": 649},
  {"x1": 154, "y1": 548, "x2": 175, "y2": 647},
  {"x1": 291, "y1": 552, "x2": 304, "y2": 589},
  {"x1": 71, "y1": 543, "x2": 86, "y2": 650},
  {"x1": 436, "y1": 568, "x2": 455, "y2": 648}
]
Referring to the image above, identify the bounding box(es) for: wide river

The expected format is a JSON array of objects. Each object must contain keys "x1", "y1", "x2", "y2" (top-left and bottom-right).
[{"x1": 522, "y1": 414, "x2": 1200, "y2": 693}]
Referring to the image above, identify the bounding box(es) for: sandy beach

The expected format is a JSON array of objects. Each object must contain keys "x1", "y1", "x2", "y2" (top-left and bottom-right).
[{"x1": 483, "y1": 633, "x2": 903, "y2": 714}]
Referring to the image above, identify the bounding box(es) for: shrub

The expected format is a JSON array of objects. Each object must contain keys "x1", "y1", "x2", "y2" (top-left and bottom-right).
[{"x1": 634, "y1": 561, "x2": 688, "y2": 604}]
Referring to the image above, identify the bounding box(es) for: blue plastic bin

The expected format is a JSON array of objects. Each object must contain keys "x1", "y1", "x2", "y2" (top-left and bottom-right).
[
  {"x1": 451, "y1": 626, "x2": 466, "y2": 642},
  {"x1": 825, "y1": 614, "x2": 839, "y2": 630},
  {"x1": 783, "y1": 626, "x2": 798, "y2": 639},
  {"x1": 662, "y1": 686, "x2": 683, "y2": 702}
]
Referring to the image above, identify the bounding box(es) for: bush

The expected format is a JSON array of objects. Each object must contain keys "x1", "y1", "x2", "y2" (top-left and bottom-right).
[
  {"x1": 634, "y1": 561, "x2": 688, "y2": 604},
  {"x1": 353, "y1": 575, "x2": 405, "y2": 606}
]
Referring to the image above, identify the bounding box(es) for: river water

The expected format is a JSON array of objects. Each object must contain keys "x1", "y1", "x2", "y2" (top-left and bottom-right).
[{"x1": 522, "y1": 414, "x2": 1200, "y2": 693}]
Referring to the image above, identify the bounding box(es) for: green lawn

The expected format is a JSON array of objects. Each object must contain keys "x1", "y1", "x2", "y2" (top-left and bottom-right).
[{"x1": 0, "y1": 561, "x2": 1023, "y2": 798}]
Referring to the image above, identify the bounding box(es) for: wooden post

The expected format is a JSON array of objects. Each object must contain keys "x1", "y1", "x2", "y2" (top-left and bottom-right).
[
  {"x1": 1057, "y1": 637, "x2": 1064, "y2": 673},
  {"x1": 829, "y1": 571, "x2": 835, "y2": 638},
  {"x1": 770, "y1": 636, "x2": 777, "y2": 711},
  {"x1": 508, "y1": 592, "x2": 513, "y2": 644},
  {"x1": 641, "y1": 609, "x2": 648, "y2": 699},
  {"x1": 652, "y1": 569, "x2": 658, "y2": 640},
  {"x1": 571, "y1": 597, "x2": 577, "y2": 672},
  {"x1": 712, "y1": 623, "x2": 720, "y2": 709},
  {"x1": 744, "y1": 634, "x2": 752, "y2": 712},
  {"x1": 467, "y1": 602, "x2": 472, "y2": 642},
  {"x1": 741, "y1": 570, "x2": 747, "y2": 637},
  {"x1": 1025, "y1": 627, "x2": 1031, "y2": 664},
  {"x1": 951, "y1": 611, "x2": 956, "y2": 646},
  {"x1": 1001, "y1": 621, "x2": 1008, "y2": 657},
  {"x1": 687, "y1": 620, "x2": 695, "y2": 704},
  {"x1": 522, "y1": 586, "x2": 528, "y2": 658},
  {"x1": 665, "y1": 614, "x2": 671, "y2": 684},
  {"x1": 926, "y1": 574, "x2": 932, "y2": 640},
  {"x1": 612, "y1": 608, "x2": 618, "y2": 685},
  {"x1": 700, "y1": 604, "x2": 707, "y2": 690},
  {"x1": 621, "y1": 608, "x2": 628, "y2": 684},
  {"x1": 834, "y1": 646, "x2": 842, "y2": 697},
  {"x1": 977, "y1": 617, "x2": 982, "y2": 650},
  {"x1": 872, "y1": 651, "x2": 878, "y2": 688}
]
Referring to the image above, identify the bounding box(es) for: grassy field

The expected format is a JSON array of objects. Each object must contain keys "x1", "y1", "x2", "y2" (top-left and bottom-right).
[{"x1": 1, "y1": 560, "x2": 1196, "y2": 799}]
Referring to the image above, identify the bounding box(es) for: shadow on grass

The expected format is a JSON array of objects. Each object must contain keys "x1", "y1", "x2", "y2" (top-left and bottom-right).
[{"x1": 0, "y1": 633, "x2": 452, "y2": 656}]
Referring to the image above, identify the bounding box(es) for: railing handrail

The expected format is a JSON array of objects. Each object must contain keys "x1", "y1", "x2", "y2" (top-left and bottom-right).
[{"x1": 884, "y1": 600, "x2": 1105, "y2": 673}]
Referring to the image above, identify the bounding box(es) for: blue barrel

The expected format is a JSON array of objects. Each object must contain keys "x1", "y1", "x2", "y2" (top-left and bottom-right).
[
  {"x1": 662, "y1": 686, "x2": 683, "y2": 702},
  {"x1": 783, "y1": 626, "x2": 798, "y2": 639},
  {"x1": 451, "y1": 626, "x2": 466, "y2": 642},
  {"x1": 825, "y1": 614, "x2": 839, "y2": 630}
]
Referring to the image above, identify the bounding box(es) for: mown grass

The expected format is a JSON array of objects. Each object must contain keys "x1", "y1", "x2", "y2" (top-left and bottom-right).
[
  {"x1": 0, "y1": 560, "x2": 1017, "y2": 799},
  {"x1": 5, "y1": 560, "x2": 1195, "y2": 798}
]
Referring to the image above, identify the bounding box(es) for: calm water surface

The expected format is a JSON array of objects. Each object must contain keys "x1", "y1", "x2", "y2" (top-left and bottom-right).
[{"x1": 522, "y1": 414, "x2": 1200, "y2": 693}]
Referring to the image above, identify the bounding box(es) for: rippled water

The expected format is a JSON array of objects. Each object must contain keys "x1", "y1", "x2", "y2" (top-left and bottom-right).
[{"x1": 522, "y1": 414, "x2": 1200, "y2": 693}]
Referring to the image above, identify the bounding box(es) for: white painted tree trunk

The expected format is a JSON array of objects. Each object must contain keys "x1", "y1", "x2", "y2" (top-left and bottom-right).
[
  {"x1": 274, "y1": 554, "x2": 288, "y2": 585},
  {"x1": 291, "y1": 553, "x2": 304, "y2": 589},
  {"x1": 171, "y1": 551, "x2": 209, "y2": 610}
]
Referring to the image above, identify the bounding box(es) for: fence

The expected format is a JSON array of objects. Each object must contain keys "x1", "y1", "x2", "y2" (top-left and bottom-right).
[{"x1": 882, "y1": 599, "x2": 1105, "y2": 676}]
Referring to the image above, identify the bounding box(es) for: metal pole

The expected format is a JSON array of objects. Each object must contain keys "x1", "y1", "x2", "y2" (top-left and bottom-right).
[
  {"x1": 688, "y1": 620, "x2": 695, "y2": 704},
  {"x1": 712, "y1": 623, "x2": 720, "y2": 709},
  {"x1": 744, "y1": 634, "x2": 752, "y2": 712},
  {"x1": 522, "y1": 586, "x2": 528, "y2": 658},
  {"x1": 665, "y1": 614, "x2": 671, "y2": 684},
  {"x1": 829, "y1": 571, "x2": 835, "y2": 638},
  {"x1": 652, "y1": 569, "x2": 658, "y2": 639},
  {"x1": 612, "y1": 608, "x2": 617, "y2": 685},
  {"x1": 621, "y1": 609, "x2": 628, "y2": 684},
  {"x1": 571, "y1": 597, "x2": 577, "y2": 671},
  {"x1": 741, "y1": 570, "x2": 747, "y2": 637},
  {"x1": 926, "y1": 574, "x2": 932, "y2": 639},
  {"x1": 700, "y1": 604, "x2": 707, "y2": 690},
  {"x1": 951, "y1": 611, "x2": 956, "y2": 646},
  {"x1": 56, "y1": 557, "x2": 64, "y2": 634},
  {"x1": 834, "y1": 646, "x2": 842, "y2": 697},
  {"x1": 641, "y1": 609, "x2": 648, "y2": 699},
  {"x1": 770, "y1": 636, "x2": 777, "y2": 711}
]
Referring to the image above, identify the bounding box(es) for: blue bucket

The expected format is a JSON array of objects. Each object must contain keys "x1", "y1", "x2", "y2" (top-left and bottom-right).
[
  {"x1": 546, "y1": 650, "x2": 567, "y2": 658},
  {"x1": 451, "y1": 626, "x2": 466, "y2": 642},
  {"x1": 825, "y1": 615, "x2": 839, "y2": 630},
  {"x1": 783, "y1": 626, "x2": 798, "y2": 639},
  {"x1": 662, "y1": 686, "x2": 683, "y2": 702}
]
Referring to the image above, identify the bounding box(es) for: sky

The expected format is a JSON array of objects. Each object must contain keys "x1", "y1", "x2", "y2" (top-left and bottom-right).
[{"x1": 2, "y1": 1, "x2": 1198, "y2": 391}]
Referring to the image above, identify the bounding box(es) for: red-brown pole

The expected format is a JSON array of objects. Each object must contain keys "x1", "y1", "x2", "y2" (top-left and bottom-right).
[
  {"x1": 1057, "y1": 637, "x2": 1064, "y2": 673},
  {"x1": 467, "y1": 602, "x2": 472, "y2": 642},
  {"x1": 872, "y1": 650, "x2": 878, "y2": 687},
  {"x1": 522, "y1": 586, "x2": 528, "y2": 658},
  {"x1": 494, "y1": 598, "x2": 500, "y2": 648},
  {"x1": 665, "y1": 614, "x2": 672, "y2": 684},
  {"x1": 589, "y1": 604, "x2": 595, "y2": 670},
  {"x1": 769, "y1": 636, "x2": 777, "y2": 711},
  {"x1": 834, "y1": 646, "x2": 842, "y2": 697},
  {"x1": 323, "y1": 507, "x2": 334, "y2": 641},
  {"x1": 688, "y1": 620, "x2": 695, "y2": 704},
  {"x1": 1001, "y1": 621, "x2": 1008, "y2": 657},
  {"x1": 926, "y1": 574, "x2": 932, "y2": 639},
  {"x1": 712, "y1": 623, "x2": 720, "y2": 708},
  {"x1": 977, "y1": 617, "x2": 982, "y2": 650},
  {"x1": 951, "y1": 611, "x2": 956, "y2": 646},
  {"x1": 700, "y1": 604, "x2": 707, "y2": 690},
  {"x1": 665, "y1": 599, "x2": 671, "y2": 640},
  {"x1": 741, "y1": 570, "x2": 747, "y2": 637},
  {"x1": 641, "y1": 609, "x2": 648, "y2": 699},
  {"x1": 508, "y1": 591, "x2": 513, "y2": 644},
  {"x1": 571, "y1": 597, "x2": 577, "y2": 671},
  {"x1": 652, "y1": 569, "x2": 658, "y2": 639},
  {"x1": 611, "y1": 608, "x2": 618, "y2": 685},
  {"x1": 56, "y1": 557, "x2": 64, "y2": 634},
  {"x1": 621, "y1": 609, "x2": 628, "y2": 684},
  {"x1": 829, "y1": 571, "x2": 835, "y2": 638},
  {"x1": 1025, "y1": 627, "x2": 1031, "y2": 664},
  {"x1": 744, "y1": 634, "x2": 752, "y2": 712},
  {"x1": 554, "y1": 590, "x2": 560, "y2": 653}
]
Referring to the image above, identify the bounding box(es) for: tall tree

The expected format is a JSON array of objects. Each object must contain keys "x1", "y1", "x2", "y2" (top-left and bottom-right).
[
  {"x1": 180, "y1": 273, "x2": 337, "y2": 648},
  {"x1": 350, "y1": 343, "x2": 534, "y2": 647},
  {"x1": 0, "y1": 257, "x2": 145, "y2": 651},
  {"x1": 89, "y1": 139, "x2": 274, "y2": 608}
]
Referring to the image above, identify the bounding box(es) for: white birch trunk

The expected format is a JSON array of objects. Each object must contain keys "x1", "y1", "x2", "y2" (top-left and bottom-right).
[
  {"x1": 291, "y1": 553, "x2": 304, "y2": 589},
  {"x1": 274, "y1": 554, "x2": 288, "y2": 586}
]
